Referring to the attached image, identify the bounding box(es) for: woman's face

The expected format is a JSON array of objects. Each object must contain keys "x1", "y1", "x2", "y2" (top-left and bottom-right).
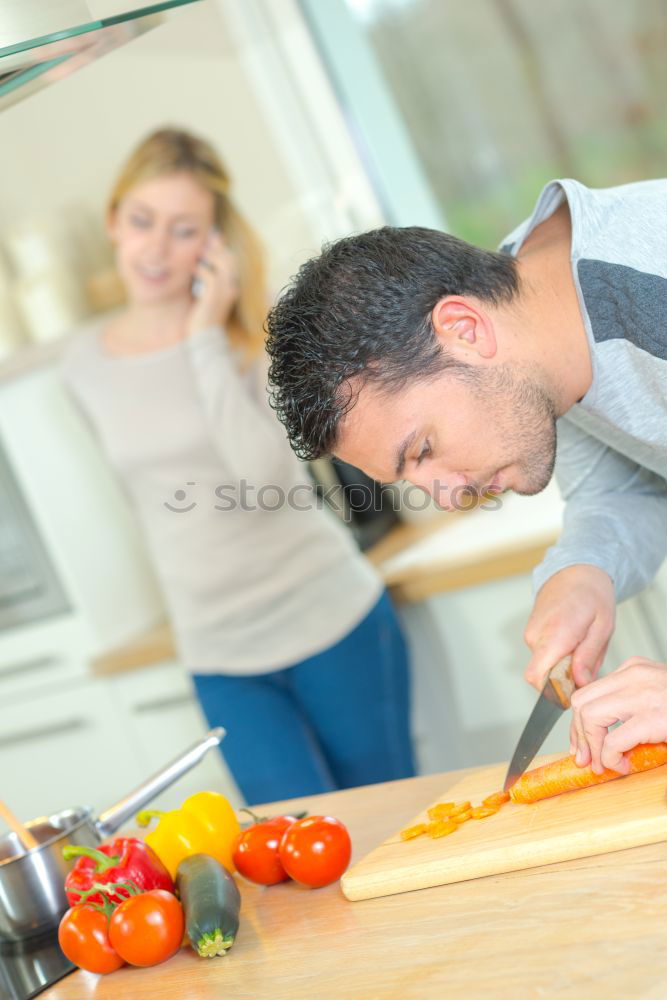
[{"x1": 108, "y1": 171, "x2": 216, "y2": 305}]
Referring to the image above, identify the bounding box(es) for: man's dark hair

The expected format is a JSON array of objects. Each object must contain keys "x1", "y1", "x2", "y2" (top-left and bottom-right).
[{"x1": 266, "y1": 226, "x2": 519, "y2": 460}]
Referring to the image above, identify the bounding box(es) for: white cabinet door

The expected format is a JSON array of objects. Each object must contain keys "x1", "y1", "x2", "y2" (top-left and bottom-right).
[
  {"x1": 108, "y1": 663, "x2": 243, "y2": 811},
  {"x1": 0, "y1": 678, "x2": 138, "y2": 823},
  {"x1": 0, "y1": 616, "x2": 90, "y2": 704},
  {"x1": 0, "y1": 664, "x2": 243, "y2": 832}
]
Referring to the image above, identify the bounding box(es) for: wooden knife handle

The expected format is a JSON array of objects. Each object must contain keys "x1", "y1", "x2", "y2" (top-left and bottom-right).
[{"x1": 548, "y1": 657, "x2": 575, "y2": 709}]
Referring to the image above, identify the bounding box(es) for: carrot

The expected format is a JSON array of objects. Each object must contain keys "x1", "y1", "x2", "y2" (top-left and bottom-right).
[
  {"x1": 509, "y1": 742, "x2": 667, "y2": 804},
  {"x1": 448, "y1": 802, "x2": 471, "y2": 816},
  {"x1": 426, "y1": 820, "x2": 458, "y2": 839},
  {"x1": 482, "y1": 791, "x2": 510, "y2": 809},
  {"x1": 400, "y1": 794, "x2": 506, "y2": 843},
  {"x1": 427, "y1": 803, "x2": 456, "y2": 820},
  {"x1": 470, "y1": 806, "x2": 499, "y2": 820},
  {"x1": 400, "y1": 823, "x2": 428, "y2": 841}
]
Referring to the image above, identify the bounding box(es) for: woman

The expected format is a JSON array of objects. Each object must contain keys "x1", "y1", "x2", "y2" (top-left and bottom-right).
[{"x1": 62, "y1": 127, "x2": 415, "y2": 804}]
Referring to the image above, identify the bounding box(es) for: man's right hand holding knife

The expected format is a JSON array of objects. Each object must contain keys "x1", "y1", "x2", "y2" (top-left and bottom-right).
[{"x1": 524, "y1": 563, "x2": 667, "y2": 777}]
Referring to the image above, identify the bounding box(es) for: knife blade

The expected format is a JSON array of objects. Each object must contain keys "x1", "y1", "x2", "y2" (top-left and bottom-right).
[{"x1": 503, "y1": 657, "x2": 575, "y2": 792}]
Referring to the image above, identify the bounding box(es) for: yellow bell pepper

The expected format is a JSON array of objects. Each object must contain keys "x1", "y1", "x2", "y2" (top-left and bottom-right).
[{"x1": 136, "y1": 791, "x2": 240, "y2": 878}]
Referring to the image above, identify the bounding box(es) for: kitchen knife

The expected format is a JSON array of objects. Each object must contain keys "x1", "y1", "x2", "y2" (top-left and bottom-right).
[{"x1": 503, "y1": 657, "x2": 575, "y2": 792}]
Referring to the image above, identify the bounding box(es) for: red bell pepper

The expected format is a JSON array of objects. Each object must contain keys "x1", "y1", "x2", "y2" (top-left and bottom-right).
[{"x1": 63, "y1": 837, "x2": 174, "y2": 907}]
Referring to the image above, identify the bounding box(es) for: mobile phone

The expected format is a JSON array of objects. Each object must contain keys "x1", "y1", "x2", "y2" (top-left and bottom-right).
[{"x1": 191, "y1": 228, "x2": 220, "y2": 298}]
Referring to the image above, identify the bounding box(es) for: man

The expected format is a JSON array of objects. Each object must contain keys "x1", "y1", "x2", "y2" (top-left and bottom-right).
[{"x1": 266, "y1": 177, "x2": 667, "y2": 778}]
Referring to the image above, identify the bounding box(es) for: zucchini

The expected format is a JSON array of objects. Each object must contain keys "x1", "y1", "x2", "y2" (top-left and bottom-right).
[{"x1": 176, "y1": 853, "x2": 241, "y2": 958}]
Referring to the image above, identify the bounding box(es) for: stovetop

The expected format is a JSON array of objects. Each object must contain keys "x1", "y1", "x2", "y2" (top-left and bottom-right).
[{"x1": 0, "y1": 932, "x2": 75, "y2": 1000}]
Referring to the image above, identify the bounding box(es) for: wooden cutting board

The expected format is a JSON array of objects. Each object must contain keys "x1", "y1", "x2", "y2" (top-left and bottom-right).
[{"x1": 341, "y1": 755, "x2": 667, "y2": 901}]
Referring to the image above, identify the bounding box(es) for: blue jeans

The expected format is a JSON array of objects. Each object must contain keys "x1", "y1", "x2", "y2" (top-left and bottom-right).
[{"x1": 191, "y1": 591, "x2": 415, "y2": 805}]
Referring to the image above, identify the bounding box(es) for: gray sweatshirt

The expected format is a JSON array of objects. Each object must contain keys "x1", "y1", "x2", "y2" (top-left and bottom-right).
[
  {"x1": 500, "y1": 177, "x2": 667, "y2": 601},
  {"x1": 62, "y1": 321, "x2": 381, "y2": 673}
]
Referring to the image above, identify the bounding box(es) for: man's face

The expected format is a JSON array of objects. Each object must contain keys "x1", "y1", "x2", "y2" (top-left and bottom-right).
[{"x1": 335, "y1": 364, "x2": 557, "y2": 508}]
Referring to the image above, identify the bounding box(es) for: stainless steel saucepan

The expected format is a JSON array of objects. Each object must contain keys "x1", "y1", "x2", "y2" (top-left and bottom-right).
[{"x1": 0, "y1": 727, "x2": 225, "y2": 941}]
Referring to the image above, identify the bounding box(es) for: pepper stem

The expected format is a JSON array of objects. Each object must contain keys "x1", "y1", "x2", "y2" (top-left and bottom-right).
[
  {"x1": 62, "y1": 845, "x2": 119, "y2": 872},
  {"x1": 135, "y1": 809, "x2": 165, "y2": 827}
]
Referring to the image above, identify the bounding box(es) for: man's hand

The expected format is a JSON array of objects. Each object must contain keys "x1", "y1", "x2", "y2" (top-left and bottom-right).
[
  {"x1": 569, "y1": 658, "x2": 667, "y2": 774},
  {"x1": 524, "y1": 564, "x2": 615, "y2": 691}
]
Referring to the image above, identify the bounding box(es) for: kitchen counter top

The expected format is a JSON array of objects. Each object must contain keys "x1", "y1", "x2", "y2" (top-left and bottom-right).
[
  {"x1": 90, "y1": 486, "x2": 563, "y2": 677},
  {"x1": 380, "y1": 483, "x2": 562, "y2": 603},
  {"x1": 43, "y1": 767, "x2": 667, "y2": 999}
]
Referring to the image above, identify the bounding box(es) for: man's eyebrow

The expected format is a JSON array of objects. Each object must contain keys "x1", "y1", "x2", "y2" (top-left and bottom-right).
[{"x1": 394, "y1": 430, "x2": 417, "y2": 478}]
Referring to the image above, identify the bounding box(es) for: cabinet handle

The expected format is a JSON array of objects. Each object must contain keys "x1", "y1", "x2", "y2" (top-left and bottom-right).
[
  {"x1": 0, "y1": 655, "x2": 62, "y2": 682},
  {"x1": 0, "y1": 717, "x2": 87, "y2": 751},
  {"x1": 132, "y1": 694, "x2": 193, "y2": 714}
]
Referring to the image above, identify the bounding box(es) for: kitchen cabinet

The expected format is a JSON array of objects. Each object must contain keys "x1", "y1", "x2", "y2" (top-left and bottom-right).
[
  {"x1": 106, "y1": 661, "x2": 242, "y2": 810},
  {"x1": 0, "y1": 680, "x2": 140, "y2": 821},
  {"x1": 0, "y1": 660, "x2": 241, "y2": 826},
  {"x1": 0, "y1": 618, "x2": 89, "y2": 705}
]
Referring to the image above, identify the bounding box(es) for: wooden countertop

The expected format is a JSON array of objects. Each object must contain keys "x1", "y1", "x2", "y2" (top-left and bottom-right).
[{"x1": 43, "y1": 768, "x2": 667, "y2": 999}]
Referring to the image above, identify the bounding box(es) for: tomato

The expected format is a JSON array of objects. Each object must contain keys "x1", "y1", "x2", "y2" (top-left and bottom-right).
[
  {"x1": 58, "y1": 905, "x2": 124, "y2": 975},
  {"x1": 233, "y1": 816, "x2": 294, "y2": 886},
  {"x1": 108, "y1": 889, "x2": 184, "y2": 967},
  {"x1": 279, "y1": 816, "x2": 351, "y2": 888}
]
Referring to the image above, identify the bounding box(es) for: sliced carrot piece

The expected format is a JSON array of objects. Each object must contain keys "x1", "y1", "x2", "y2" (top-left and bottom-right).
[
  {"x1": 400, "y1": 823, "x2": 428, "y2": 841},
  {"x1": 426, "y1": 819, "x2": 458, "y2": 839},
  {"x1": 452, "y1": 809, "x2": 472, "y2": 824},
  {"x1": 482, "y1": 791, "x2": 510, "y2": 808},
  {"x1": 427, "y1": 802, "x2": 456, "y2": 820},
  {"x1": 470, "y1": 805, "x2": 499, "y2": 820},
  {"x1": 449, "y1": 801, "x2": 472, "y2": 816}
]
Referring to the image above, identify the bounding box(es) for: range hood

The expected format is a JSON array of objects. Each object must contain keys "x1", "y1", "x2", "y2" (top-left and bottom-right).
[{"x1": 0, "y1": 0, "x2": 203, "y2": 112}]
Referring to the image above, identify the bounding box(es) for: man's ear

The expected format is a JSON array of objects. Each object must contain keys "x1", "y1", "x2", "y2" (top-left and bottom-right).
[{"x1": 431, "y1": 296, "x2": 497, "y2": 360}]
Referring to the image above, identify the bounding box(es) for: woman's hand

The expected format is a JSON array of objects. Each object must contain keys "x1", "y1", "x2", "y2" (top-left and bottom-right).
[
  {"x1": 186, "y1": 229, "x2": 239, "y2": 338},
  {"x1": 524, "y1": 564, "x2": 616, "y2": 690},
  {"x1": 569, "y1": 658, "x2": 667, "y2": 775}
]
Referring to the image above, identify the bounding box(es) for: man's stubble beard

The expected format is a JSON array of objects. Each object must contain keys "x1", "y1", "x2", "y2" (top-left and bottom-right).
[
  {"x1": 507, "y1": 374, "x2": 557, "y2": 496},
  {"x1": 480, "y1": 363, "x2": 558, "y2": 497},
  {"x1": 512, "y1": 414, "x2": 557, "y2": 495}
]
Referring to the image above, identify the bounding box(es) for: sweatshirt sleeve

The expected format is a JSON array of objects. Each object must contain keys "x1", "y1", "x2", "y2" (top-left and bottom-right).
[
  {"x1": 532, "y1": 415, "x2": 667, "y2": 601},
  {"x1": 184, "y1": 325, "x2": 303, "y2": 487}
]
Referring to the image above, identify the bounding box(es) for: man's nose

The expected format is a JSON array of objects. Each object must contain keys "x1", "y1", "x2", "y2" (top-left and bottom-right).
[{"x1": 408, "y1": 469, "x2": 469, "y2": 508}]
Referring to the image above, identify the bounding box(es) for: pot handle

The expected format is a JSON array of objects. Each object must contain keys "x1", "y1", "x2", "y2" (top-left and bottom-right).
[{"x1": 93, "y1": 727, "x2": 225, "y2": 839}]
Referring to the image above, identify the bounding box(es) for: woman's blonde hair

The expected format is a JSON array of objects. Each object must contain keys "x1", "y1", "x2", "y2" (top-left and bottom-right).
[{"x1": 107, "y1": 127, "x2": 267, "y2": 361}]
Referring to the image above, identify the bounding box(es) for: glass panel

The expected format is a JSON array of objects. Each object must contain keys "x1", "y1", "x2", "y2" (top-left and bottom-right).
[
  {"x1": 0, "y1": 0, "x2": 203, "y2": 111},
  {"x1": 309, "y1": 0, "x2": 667, "y2": 247}
]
